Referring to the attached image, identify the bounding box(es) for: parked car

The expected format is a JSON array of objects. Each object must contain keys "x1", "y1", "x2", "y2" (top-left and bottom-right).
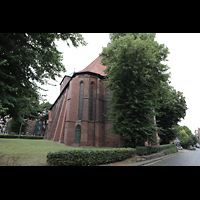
[
  {"x1": 176, "y1": 146, "x2": 183, "y2": 150},
  {"x1": 195, "y1": 143, "x2": 200, "y2": 148}
]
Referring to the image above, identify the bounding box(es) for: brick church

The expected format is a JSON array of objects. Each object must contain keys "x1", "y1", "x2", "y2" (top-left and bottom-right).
[{"x1": 46, "y1": 56, "x2": 121, "y2": 147}]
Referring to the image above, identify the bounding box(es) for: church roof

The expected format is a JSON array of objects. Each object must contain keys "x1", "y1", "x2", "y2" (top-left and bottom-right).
[
  {"x1": 50, "y1": 56, "x2": 106, "y2": 110},
  {"x1": 78, "y1": 56, "x2": 106, "y2": 76}
]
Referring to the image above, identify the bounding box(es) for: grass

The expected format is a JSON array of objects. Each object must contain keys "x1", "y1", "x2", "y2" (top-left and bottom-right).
[{"x1": 0, "y1": 139, "x2": 79, "y2": 166}]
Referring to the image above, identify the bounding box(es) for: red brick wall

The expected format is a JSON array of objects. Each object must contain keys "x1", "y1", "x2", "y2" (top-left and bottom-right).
[{"x1": 46, "y1": 73, "x2": 121, "y2": 147}]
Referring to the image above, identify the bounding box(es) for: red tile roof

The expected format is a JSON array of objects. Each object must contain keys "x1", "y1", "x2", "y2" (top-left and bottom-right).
[{"x1": 78, "y1": 56, "x2": 107, "y2": 76}]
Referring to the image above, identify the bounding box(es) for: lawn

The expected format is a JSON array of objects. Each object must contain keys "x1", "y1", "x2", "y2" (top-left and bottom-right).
[{"x1": 0, "y1": 139, "x2": 78, "y2": 166}]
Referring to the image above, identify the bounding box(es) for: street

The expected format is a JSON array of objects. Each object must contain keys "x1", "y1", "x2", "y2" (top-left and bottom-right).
[{"x1": 145, "y1": 149, "x2": 200, "y2": 166}]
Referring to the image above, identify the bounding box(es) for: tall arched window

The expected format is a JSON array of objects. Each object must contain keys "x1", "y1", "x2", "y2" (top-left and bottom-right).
[
  {"x1": 78, "y1": 82, "x2": 84, "y2": 120},
  {"x1": 89, "y1": 82, "x2": 94, "y2": 121}
]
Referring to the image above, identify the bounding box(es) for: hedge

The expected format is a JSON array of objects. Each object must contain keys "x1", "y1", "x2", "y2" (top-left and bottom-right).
[
  {"x1": 46, "y1": 148, "x2": 136, "y2": 166},
  {"x1": 136, "y1": 144, "x2": 175, "y2": 156},
  {"x1": 162, "y1": 146, "x2": 178, "y2": 155},
  {"x1": 0, "y1": 134, "x2": 43, "y2": 139}
]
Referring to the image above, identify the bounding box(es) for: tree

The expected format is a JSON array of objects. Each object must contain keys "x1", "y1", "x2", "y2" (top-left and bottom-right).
[
  {"x1": 173, "y1": 125, "x2": 192, "y2": 138},
  {"x1": 8, "y1": 118, "x2": 28, "y2": 134},
  {"x1": 182, "y1": 125, "x2": 192, "y2": 137},
  {"x1": 173, "y1": 125, "x2": 196, "y2": 149},
  {"x1": 156, "y1": 85, "x2": 187, "y2": 144},
  {"x1": 177, "y1": 129, "x2": 188, "y2": 142},
  {"x1": 181, "y1": 135, "x2": 199, "y2": 149},
  {"x1": 37, "y1": 101, "x2": 52, "y2": 133},
  {"x1": 100, "y1": 33, "x2": 170, "y2": 147},
  {"x1": 0, "y1": 33, "x2": 87, "y2": 121}
]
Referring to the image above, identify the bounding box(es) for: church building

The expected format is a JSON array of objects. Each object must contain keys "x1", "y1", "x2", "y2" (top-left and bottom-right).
[{"x1": 46, "y1": 56, "x2": 121, "y2": 147}]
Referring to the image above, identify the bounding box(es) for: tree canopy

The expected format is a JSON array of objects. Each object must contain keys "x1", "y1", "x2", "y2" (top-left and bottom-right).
[
  {"x1": 100, "y1": 33, "x2": 187, "y2": 147},
  {"x1": 156, "y1": 84, "x2": 187, "y2": 144},
  {"x1": 0, "y1": 33, "x2": 87, "y2": 121}
]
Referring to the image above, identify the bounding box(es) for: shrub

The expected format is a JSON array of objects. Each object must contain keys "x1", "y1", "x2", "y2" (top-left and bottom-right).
[
  {"x1": 0, "y1": 134, "x2": 43, "y2": 139},
  {"x1": 187, "y1": 147, "x2": 196, "y2": 150},
  {"x1": 163, "y1": 147, "x2": 178, "y2": 155},
  {"x1": 136, "y1": 144, "x2": 175, "y2": 156},
  {"x1": 46, "y1": 148, "x2": 136, "y2": 166}
]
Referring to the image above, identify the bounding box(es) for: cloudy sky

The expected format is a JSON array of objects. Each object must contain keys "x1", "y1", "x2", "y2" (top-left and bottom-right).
[{"x1": 41, "y1": 33, "x2": 200, "y2": 134}]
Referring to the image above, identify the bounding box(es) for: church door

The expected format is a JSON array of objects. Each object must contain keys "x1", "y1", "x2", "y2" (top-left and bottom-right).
[{"x1": 75, "y1": 125, "x2": 81, "y2": 144}]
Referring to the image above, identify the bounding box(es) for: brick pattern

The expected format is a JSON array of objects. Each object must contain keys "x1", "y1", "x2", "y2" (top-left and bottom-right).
[{"x1": 46, "y1": 57, "x2": 121, "y2": 147}]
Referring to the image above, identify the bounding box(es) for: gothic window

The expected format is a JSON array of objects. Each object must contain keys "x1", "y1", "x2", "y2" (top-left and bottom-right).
[
  {"x1": 78, "y1": 82, "x2": 84, "y2": 120},
  {"x1": 89, "y1": 82, "x2": 94, "y2": 121}
]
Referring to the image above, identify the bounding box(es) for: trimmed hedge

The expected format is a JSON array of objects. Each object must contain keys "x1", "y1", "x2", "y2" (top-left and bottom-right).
[
  {"x1": 46, "y1": 148, "x2": 136, "y2": 166},
  {"x1": 0, "y1": 134, "x2": 43, "y2": 139},
  {"x1": 136, "y1": 144, "x2": 175, "y2": 156},
  {"x1": 162, "y1": 146, "x2": 178, "y2": 155}
]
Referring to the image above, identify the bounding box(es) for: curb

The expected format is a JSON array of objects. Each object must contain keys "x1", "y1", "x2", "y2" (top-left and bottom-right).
[{"x1": 131, "y1": 153, "x2": 178, "y2": 166}]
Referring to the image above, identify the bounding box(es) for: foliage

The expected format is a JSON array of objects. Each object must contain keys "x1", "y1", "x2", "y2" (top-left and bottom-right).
[
  {"x1": 46, "y1": 148, "x2": 136, "y2": 166},
  {"x1": 100, "y1": 33, "x2": 170, "y2": 147},
  {"x1": 136, "y1": 144, "x2": 175, "y2": 156},
  {"x1": 181, "y1": 134, "x2": 199, "y2": 149},
  {"x1": 8, "y1": 118, "x2": 28, "y2": 134},
  {"x1": 36, "y1": 101, "x2": 52, "y2": 133},
  {"x1": 162, "y1": 146, "x2": 178, "y2": 155},
  {"x1": 187, "y1": 147, "x2": 196, "y2": 150},
  {"x1": 173, "y1": 125, "x2": 192, "y2": 137},
  {"x1": 177, "y1": 130, "x2": 189, "y2": 142},
  {"x1": 156, "y1": 85, "x2": 187, "y2": 144},
  {"x1": 6, "y1": 101, "x2": 51, "y2": 135},
  {"x1": 172, "y1": 125, "x2": 196, "y2": 149},
  {"x1": 0, "y1": 33, "x2": 86, "y2": 122}
]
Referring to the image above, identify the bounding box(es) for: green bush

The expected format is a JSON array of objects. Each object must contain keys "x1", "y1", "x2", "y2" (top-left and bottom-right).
[
  {"x1": 46, "y1": 148, "x2": 136, "y2": 166},
  {"x1": 136, "y1": 144, "x2": 175, "y2": 156},
  {"x1": 187, "y1": 147, "x2": 196, "y2": 150},
  {"x1": 0, "y1": 134, "x2": 43, "y2": 139},
  {"x1": 163, "y1": 147, "x2": 178, "y2": 155}
]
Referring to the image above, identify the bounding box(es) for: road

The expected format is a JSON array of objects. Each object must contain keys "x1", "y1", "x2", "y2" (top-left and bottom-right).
[{"x1": 145, "y1": 149, "x2": 200, "y2": 166}]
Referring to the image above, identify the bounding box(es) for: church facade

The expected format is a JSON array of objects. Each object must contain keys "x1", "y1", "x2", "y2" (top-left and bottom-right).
[{"x1": 46, "y1": 56, "x2": 121, "y2": 147}]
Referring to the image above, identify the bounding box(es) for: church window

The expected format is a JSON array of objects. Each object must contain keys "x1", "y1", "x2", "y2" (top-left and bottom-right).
[
  {"x1": 89, "y1": 82, "x2": 94, "y2": 121},
  {"x1": 78, "y1": 82, "x2": 84, "y2": 120}
]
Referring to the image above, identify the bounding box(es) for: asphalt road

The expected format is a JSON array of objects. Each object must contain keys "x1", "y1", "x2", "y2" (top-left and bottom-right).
[{"x1": 146, "y1": 149, "x2": 200, "y2": 166}]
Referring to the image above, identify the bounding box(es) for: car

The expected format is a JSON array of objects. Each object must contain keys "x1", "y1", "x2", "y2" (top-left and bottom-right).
[
  {"x1": 195, "y1": 144, "x2": 200, "y2": 148},
  {"x1": 176, "y1": 146, "x2": 183, "y2": 150}
]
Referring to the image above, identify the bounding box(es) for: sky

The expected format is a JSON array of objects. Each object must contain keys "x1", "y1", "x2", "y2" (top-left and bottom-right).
[{"x1": 41, "y1": 33, "x2": 200, "y2": 134}]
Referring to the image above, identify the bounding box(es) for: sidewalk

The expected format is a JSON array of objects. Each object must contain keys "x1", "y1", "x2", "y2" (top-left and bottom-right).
[
  {"x1": 131, "y1": 153, "x2": 177, "y2": 166},
  {"x1": 99, "y1": 151, "x2": 179, "y2": 166}
]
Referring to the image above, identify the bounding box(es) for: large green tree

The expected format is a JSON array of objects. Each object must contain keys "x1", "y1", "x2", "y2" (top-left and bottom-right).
[
  {"x1": 100, "y1": 33, "x2": 170, "y2": 147},
  {"x1": 0, "y1": 33, "x2": 86, "y2": 121},
  {"x1": 156, "y1": 84, "x2": 187, "y2": 144}
]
